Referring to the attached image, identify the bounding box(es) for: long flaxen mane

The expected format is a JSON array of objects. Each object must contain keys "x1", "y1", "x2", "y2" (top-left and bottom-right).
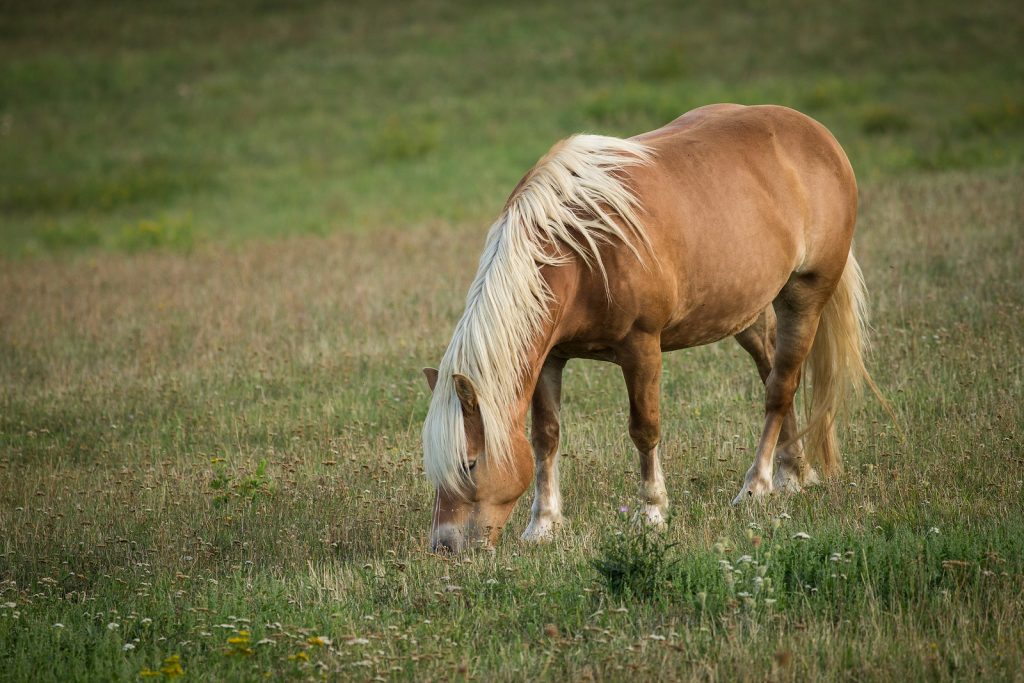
[{"x1": 423, "y1": 134, "x2": 654, "y2": 494}]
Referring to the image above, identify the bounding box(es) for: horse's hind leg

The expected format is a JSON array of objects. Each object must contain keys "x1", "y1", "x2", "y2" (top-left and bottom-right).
[
  {"x1": 620, "y1": 334, "x2": 669, "y2": 527},
  {"x1": 733, "y1": 275, "x2": 833, "y2": 504},
  {"x1": 734, "y1": 309, "x2": 820, "y2": 492},
  {"x1": 522, "y1": 355, "x2": 567, "y2": 543}
]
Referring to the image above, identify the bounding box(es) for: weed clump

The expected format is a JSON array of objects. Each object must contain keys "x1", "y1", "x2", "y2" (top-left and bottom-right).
[{"x1": 591, "y1": 508, "x2": 678, "y2": 601}]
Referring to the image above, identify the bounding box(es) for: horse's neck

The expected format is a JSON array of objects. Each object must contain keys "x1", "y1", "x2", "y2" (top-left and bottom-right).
[{"x1": 512, "y1": 263, "x2": 578, "y2": 409}]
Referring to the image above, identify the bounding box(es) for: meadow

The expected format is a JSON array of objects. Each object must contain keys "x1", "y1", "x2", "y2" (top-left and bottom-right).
[{"x1": 1, "y1": 0, "x2": 1023, "y2": 680}]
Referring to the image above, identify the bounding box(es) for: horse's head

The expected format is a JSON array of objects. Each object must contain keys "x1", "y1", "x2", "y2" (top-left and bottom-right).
[{"x1": 422, "y1": 367, "x2": 534, "y2": 553}]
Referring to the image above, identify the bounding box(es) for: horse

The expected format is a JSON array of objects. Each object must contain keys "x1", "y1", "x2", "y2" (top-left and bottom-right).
[{"x1": 422, "y1": 103, "x2": 875, "y2": 553}]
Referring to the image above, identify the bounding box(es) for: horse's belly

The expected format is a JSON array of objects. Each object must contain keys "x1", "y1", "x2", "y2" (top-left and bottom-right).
[
  {"x1": 659, "y1": 306, "x2": 764, "y2": 351},
  {"x1": 656, "y1": 259, "x2": 791, "y2": 351}
]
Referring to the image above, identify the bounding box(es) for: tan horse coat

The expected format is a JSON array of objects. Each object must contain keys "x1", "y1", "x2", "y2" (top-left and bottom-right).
[{"x1": 424, "y1": 104, "x2": 869, "y2": 552}]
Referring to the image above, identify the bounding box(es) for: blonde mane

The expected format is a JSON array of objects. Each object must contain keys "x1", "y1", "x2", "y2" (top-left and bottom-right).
[{"x1": 423, "y1": 134, "x2": 653, "y2": 494}]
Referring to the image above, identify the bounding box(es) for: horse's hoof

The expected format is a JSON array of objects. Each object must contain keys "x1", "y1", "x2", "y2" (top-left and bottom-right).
[
  {"x1": 773, "y1": 465, "x2": 820, "y2": 493},
  {"x1": 731, "y1": 476, "x2": 773, "y2": 505},
  {"x1": 521, "y1": 516, "x2": 563, "y2": 543},
  {"x1": 634, "y1": 505, "x2": 668, "y2": 530}
]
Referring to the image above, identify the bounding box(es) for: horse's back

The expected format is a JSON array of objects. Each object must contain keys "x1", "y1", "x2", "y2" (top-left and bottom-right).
[
  {"x1": 635, "y1": 104, "x2": 857, "y2": 264},
  {"x1": 617, "y1": 105, "x2": 858, "y2": 348}
]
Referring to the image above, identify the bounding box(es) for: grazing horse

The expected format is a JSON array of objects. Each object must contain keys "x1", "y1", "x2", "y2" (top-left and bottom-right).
[{"x1": 422, "y1": 104, "x2": 873, "y2": 553}]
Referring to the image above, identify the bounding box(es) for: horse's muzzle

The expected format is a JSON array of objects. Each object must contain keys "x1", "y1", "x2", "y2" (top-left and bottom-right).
[{"x1": 430, "y1": 524, "x2": 465, "y2": 554}]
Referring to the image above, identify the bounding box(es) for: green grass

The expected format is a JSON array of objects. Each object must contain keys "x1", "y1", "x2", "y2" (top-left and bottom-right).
[
  {"x1": 1, "y1": 0, "x2": 1023, "y2": 680},
  {"x1": 2, "y1": 0, "x2": 1022, "y2": 254}
]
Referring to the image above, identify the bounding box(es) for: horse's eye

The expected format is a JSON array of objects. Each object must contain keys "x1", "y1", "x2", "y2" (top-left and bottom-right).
[{"x1": 467, "y1": 459, "x2": 478, "y2": 471}]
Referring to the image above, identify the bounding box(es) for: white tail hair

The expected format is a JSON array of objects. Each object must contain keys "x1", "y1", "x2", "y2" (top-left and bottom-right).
[
  {"x1": 423, "y1": 135, "x2": 653, "y2": 494},
  {"x1": 802, "y1": 251, "x2": 895, "y2": 473}
]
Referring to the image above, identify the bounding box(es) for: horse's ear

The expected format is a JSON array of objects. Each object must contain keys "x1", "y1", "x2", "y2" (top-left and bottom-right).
[
  {"x1": 422, "y1": 367, "x2": 439, "y2": 393},
  {"x1": 452, "y1": 373, "x2": 479, "y2": 414}
]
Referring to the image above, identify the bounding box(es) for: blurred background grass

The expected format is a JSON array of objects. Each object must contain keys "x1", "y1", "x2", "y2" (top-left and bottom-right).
[
  {"x1": 1, "y1": 0, "x2": 1021, "y2": 254},
  {"x1": 2, "y1": 2, "x2": 1024, "y2": 679}
]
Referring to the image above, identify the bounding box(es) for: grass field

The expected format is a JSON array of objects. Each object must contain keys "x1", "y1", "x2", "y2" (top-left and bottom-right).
[{"x1": 2, "y1": 1, "x2": 1023, "y2": 681}]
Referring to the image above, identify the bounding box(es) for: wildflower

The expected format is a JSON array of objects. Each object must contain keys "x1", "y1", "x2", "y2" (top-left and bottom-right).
[
  {"x1": 307, "y1": 635, "x2": 331, "y2": 647},
  {"x1": 928, "y1": 527, "x2": 941, "y2": 536},
  {"x1": 287, "y1": 651, "x2": 309, "y2": 662},
  {"x1": 159, "y1": 654, "x2": 184, "y2": 678},
  {"x1": 139, "y1": 669, "x2": 161, "y2": 678},
  {"x1": 618, "y1": 505, "x2": 629, "y2": 514},
  {"x1": 345, "y1": 637, "x2": 370, "y2": 646},
  {"x1": 123, "y1": 643, "x2": 135, "y2": 651},
  {"x1": 107, "y1": 622, "x2": 120, "y2": 630},
  {"x1": 737, "y1": 555, "x2": 754, "y2": 564}
]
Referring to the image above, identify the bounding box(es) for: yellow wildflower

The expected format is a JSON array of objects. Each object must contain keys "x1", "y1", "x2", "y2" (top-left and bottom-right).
[
  {"x1": 287, "y1": 651, "x2": 309, "y2": 662},
  {"x1": 225, "y1": 630, "x2": 254, "y2": 656},
  {"x1": 159, "y1": 654, "x2": 184, "y2": 678}
]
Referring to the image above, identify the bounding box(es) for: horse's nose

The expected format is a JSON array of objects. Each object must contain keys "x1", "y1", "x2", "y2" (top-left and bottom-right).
[{"x1": 430, "y1": 525, "x2": 464, "y2": 554}]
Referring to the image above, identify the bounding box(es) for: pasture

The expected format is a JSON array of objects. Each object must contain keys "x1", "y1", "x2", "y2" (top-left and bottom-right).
[{"x1": 1, "y1": 1, "x2": 1022, "y2": 680}]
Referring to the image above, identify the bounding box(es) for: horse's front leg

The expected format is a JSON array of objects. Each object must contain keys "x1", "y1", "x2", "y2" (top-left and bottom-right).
[
  {"x1": 621, "y1": 335, "x2": 669, "y2": 527},
  {"x1": 521, "y1": 356, "x2": 567, "y2": 543}
]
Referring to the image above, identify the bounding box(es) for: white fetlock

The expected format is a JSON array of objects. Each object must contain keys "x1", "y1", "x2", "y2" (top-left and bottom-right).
[
  {"x1": 521, "y1": 515, "x2": 563, "y2": 543},
  {"x1": 732, "y1": 470, "x2": 773, "y2": 505},
  {"x1": 633, "y1": 504, "x2": 668, "y2": 530},
  {"x1": 773, "y1": 465, "x2": 804, "y2": 493},
  {"x1": 773, "y1": 462, "x2": 820, "y2": 493}
]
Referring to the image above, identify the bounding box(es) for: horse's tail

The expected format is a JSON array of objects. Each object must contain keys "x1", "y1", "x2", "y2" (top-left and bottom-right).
[{"x1": 803, "y1": 251, "x2": 890, "y2": 475}]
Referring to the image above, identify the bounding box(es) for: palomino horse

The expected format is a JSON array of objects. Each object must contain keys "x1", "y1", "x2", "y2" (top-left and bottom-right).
[{"x1": 423, "y1": 104, "x2": 872, "y2": 553}]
